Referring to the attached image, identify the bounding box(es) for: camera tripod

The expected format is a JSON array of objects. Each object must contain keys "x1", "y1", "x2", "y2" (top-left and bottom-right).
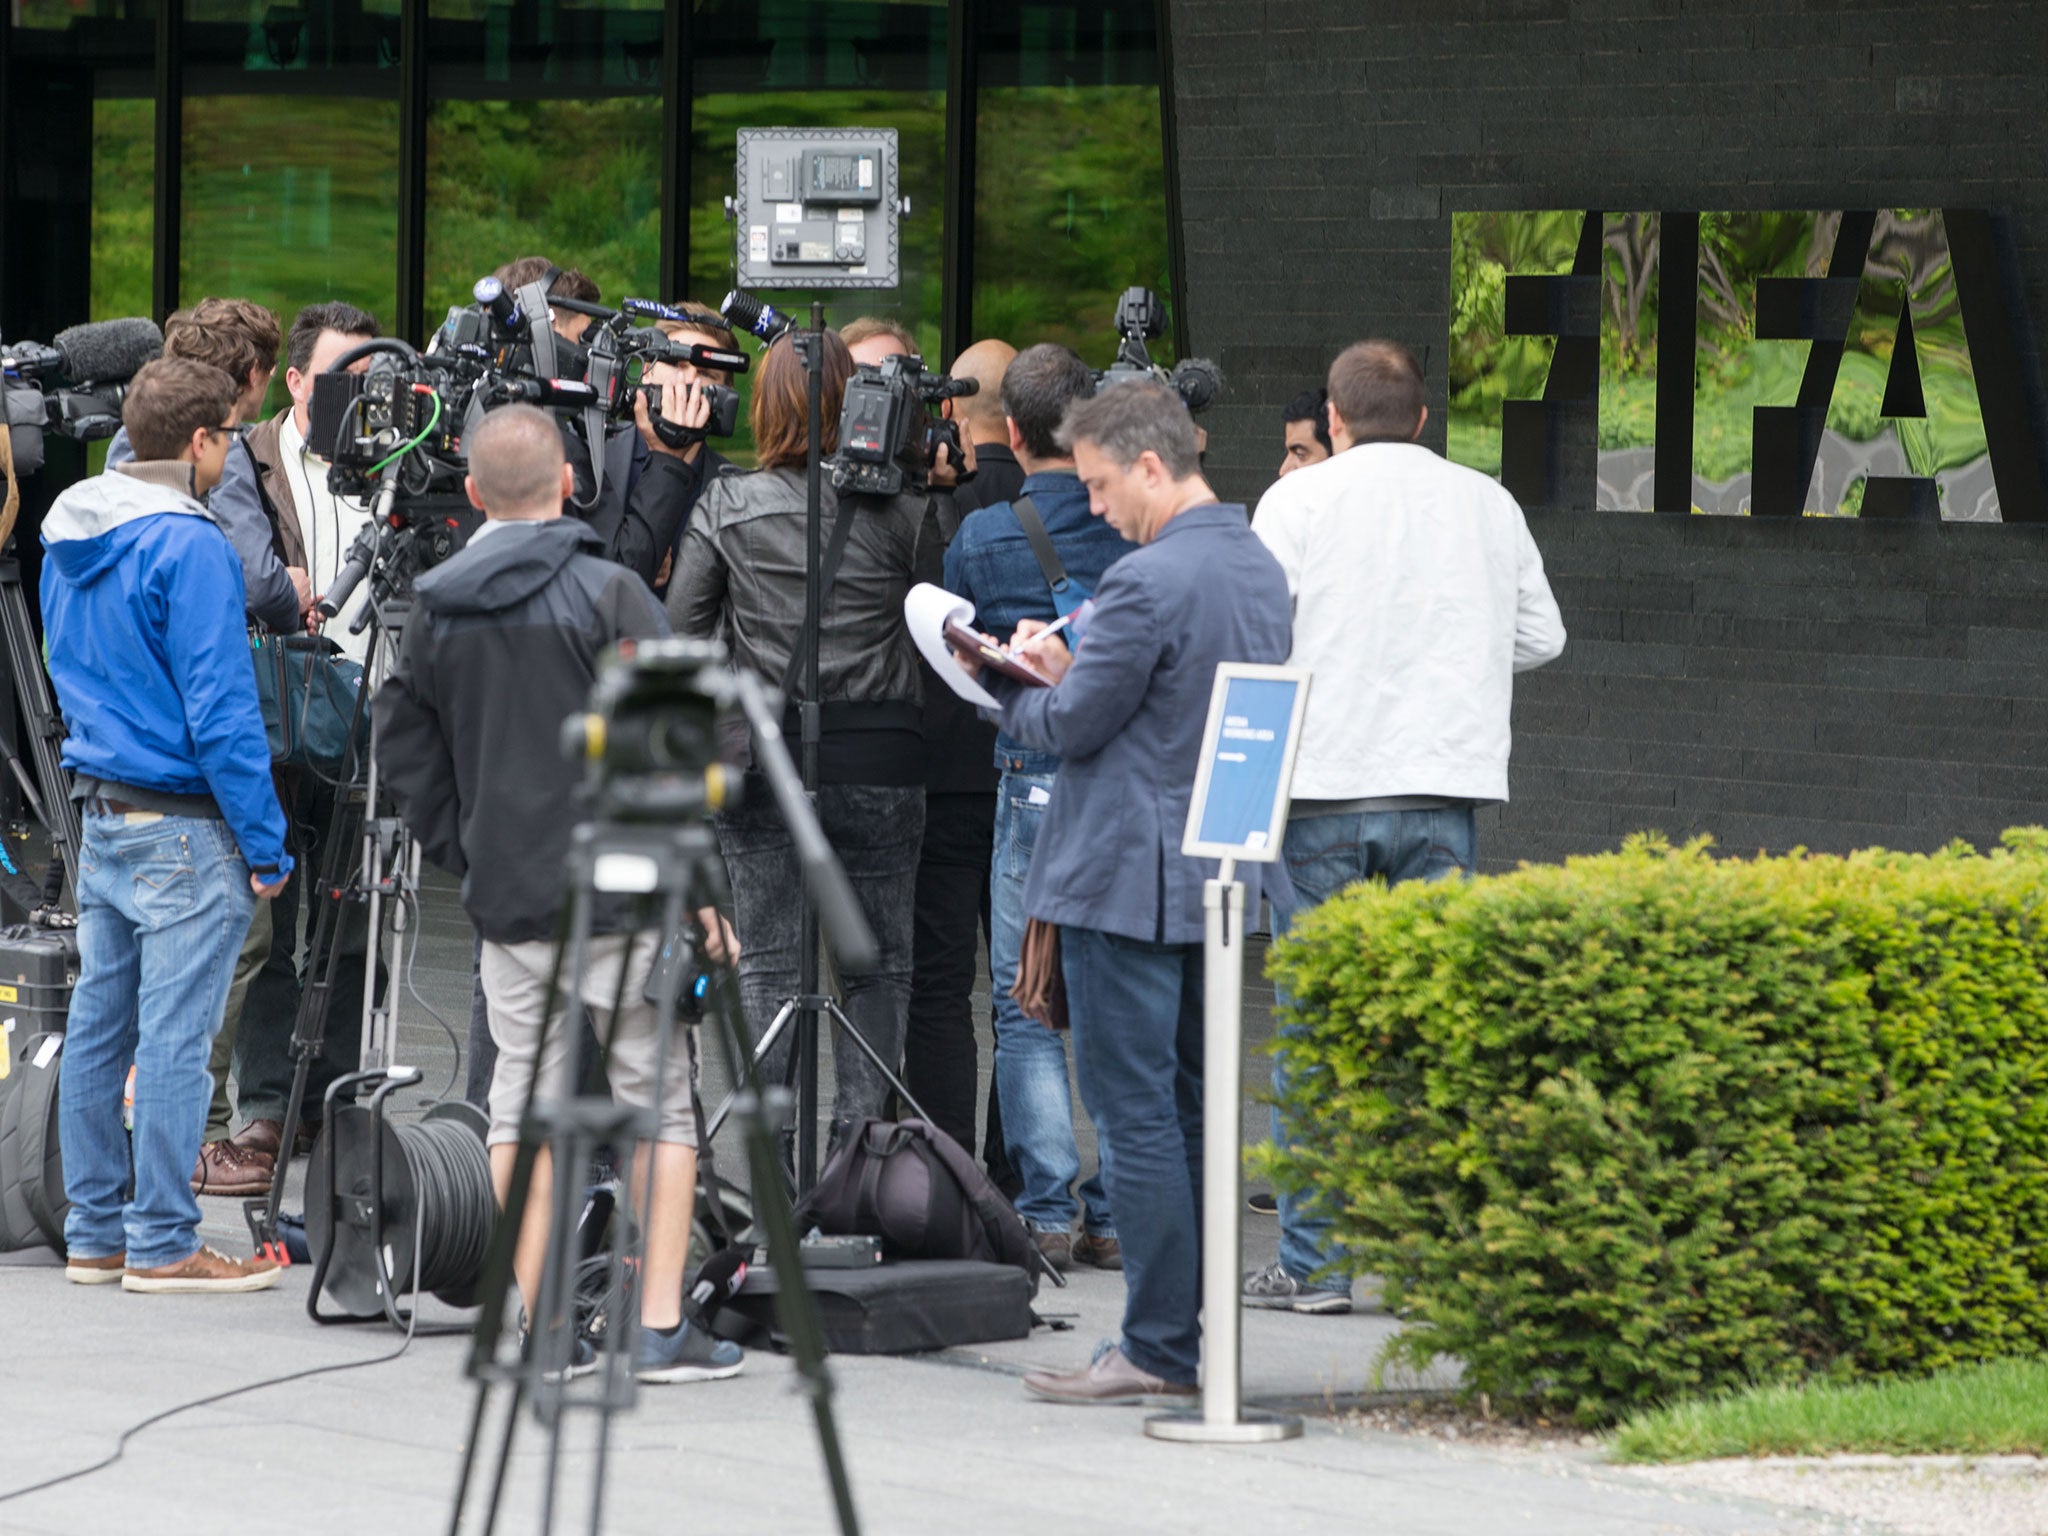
[
  {"x1": 0, "y1": 540, "x2": 78, "y2": 919},
  {"x1": 449, "y1": 662, "x2": 873, "y2": 1536}
]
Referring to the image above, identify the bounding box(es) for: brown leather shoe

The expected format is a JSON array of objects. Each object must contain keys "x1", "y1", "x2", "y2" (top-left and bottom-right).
[
  {"x1": 1032, "y1": 1229, "x2": 1074, "y2": 1272},
  {"x1": 191, "y1": 1137, "x2": 274, "y2": 1197},
  {"x1": 1073, "y1": 1232, "x2": 1122, "y2": 1271},
  {"x1": 231, "y1": 1117, "x2": 320, "y2": 1160},
  {"x1": 1024, "y1": 1341, "x2": 1196, "y2": 1405},
  {"x1": 123, "y1": 1244, "x2": 282, "y2": 1294},
  {"x1": 65, "y1": 1252, "x2": 126, "y2": 1285}
]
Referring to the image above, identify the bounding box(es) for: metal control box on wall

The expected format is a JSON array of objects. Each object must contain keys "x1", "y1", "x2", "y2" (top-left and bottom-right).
[{"x1": 731, "y1": 127, "x2": 901, "y2": 291}]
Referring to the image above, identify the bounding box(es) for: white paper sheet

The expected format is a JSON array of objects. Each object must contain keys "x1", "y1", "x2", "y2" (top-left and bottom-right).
[{"x1": 904, "y1": 582, "x2": 1001, "y2": 710}]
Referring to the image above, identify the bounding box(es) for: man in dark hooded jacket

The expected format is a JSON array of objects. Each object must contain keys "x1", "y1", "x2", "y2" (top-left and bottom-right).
[{"x1": 372, "y1": 404, "x2": 742, "y2": 1384}]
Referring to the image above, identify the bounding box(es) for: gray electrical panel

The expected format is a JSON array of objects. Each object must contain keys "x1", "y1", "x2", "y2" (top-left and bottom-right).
[{"x1": 731, "y1": 127, "x2": 901, "y2": 291}]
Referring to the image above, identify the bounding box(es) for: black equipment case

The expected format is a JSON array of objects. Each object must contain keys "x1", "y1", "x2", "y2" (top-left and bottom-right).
[
  {"x1": 0, "y1": 924, "x2": 78, "y2": 1038},
  {"x1": 717, "y1": 1257, "x2": 1033, "y2": 1355}
]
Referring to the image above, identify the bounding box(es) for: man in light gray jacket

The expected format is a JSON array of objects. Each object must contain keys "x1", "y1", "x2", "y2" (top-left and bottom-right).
[{"x1": 1248, "y1": 339, "x2": 1566, "y2": 1312}]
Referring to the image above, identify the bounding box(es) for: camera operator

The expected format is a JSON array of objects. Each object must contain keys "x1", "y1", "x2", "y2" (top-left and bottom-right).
[
  {"x1": 636, "y1": 303, "x2": 739, "y2": 597},
  {"x1": 213, "y1": 301, "x2": 383, "y2": 1189},
  {"x1": 104, "y1": 297, "x2": 309, "y2": 636},
  {"x1": 841, "y1": 317, "x2": 974, "y2": 491},
  {"x1": 667, "y1": 330, "x2": 928, "y2": 1154},
  {"x1": 43, "y1": 357, "x2": 291, "y2": 1293},
  {"x1": 373, "y1": 404, "x2": 743, "y2": 1382}
]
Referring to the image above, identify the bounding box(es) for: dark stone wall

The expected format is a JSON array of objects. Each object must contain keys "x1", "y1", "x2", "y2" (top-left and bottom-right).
[{"x1": 1165, "y1": 0, "x2": 2048, "y2": 863}]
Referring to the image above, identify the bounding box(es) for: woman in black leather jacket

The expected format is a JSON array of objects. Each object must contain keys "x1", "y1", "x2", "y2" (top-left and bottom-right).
[{"x1": 668, "y1": 329, "x2": 931, "y2": 1150}]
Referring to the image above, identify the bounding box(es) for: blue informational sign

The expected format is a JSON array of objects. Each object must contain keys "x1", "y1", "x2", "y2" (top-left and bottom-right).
[{"x1": 1183, "y1": 665, "x2": 1312, "y2": 863}]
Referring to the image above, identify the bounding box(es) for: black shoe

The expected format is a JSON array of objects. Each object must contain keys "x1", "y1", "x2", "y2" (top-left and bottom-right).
[{"x1": 1247, "y1": 1190, "x2": 1279, "y2": 1215}]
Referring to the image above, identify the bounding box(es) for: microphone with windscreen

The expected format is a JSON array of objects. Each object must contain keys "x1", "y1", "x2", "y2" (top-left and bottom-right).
[
  {"x1": 683, "y1": 1243, "x2": 754, "y2": 1327},
  {"x1": 50, "y1": 317, "x2": 164, "y2": 385}
]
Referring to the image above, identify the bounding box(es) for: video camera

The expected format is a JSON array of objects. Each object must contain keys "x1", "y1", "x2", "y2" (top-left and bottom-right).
[
  {"x1": 832, "y1": 352, "x2": 976, "y2": 498},
  {"x1": 1096, "y1": 286, "x2": 1222, "y2": 415},
  {"x1": 1, "y1": 318, "x2": 164, "y2": 476},
  {"x1": 563, "y1": 637, "x2": 735, "y2": 824}
]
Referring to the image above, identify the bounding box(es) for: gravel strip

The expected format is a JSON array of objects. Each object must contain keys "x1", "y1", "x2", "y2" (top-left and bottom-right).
[{"x1": 1629, "y1": 1455, "x2": 2048, "y2": 1536}]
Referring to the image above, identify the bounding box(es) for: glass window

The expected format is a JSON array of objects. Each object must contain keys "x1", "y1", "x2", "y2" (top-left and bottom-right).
[
  {"x1": 690, "y1": 0, "x2": 948, "y2": 459},
  {"x1": 179, "y1": 2, "x2": 401, "y2": 417},
  {"x1": 423, "y1": 0, "x2": 665, "y2": 338},
  {"x1": 90, "y1": 95, "x2": 154, "y2": 321},
  {"x1": 970, "y1": 0, "x2": 1174, "y2": 369}
]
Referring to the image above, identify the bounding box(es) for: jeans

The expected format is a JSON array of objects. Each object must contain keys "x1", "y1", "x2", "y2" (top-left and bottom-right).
[
  {"x1": 717, "y1": 781, "x2": 923, "y2": 1152},
  {"x1": 1272, "y1": 805, "x2": 1477, "y2": 1284},
  {"x1": 235, "y1": 771, "x2": 372, "y2": 1123},
  {"x1": 904, "y1": 791, "x2": 1000, "y2": 1160},
  {"x1": 990, "y1": 772, "x2": 1110, "y2": 1235},
  {"x1": 1061, "y1": 924, "x2": 1202, "y2": 1385},
  {"x1": 61, "y1": 813, "x2": 256, "y2": 1268}
]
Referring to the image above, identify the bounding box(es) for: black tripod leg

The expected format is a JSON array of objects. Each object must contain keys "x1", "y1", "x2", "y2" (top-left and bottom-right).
[{"x1": 816, "y1": 997, "x2": 939, "y2": 1129}]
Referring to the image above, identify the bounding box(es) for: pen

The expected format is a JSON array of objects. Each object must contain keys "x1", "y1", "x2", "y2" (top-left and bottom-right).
[{"x1": 1013, "y1": 609, "x2": 1077, "y2": 652}]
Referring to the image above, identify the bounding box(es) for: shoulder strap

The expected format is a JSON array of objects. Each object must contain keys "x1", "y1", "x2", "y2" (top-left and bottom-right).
[
  {"x1": 777, "y1": 492, "x2": 864, "y2": 701},
  {"x1": 1012, "y1": 495, "x2": 1080, "y2": 618}
]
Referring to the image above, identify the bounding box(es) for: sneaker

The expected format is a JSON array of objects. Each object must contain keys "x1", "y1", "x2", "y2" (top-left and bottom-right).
[
  {"x1": 1032, "y1": 1228, "x2": 1074, "y2": 1272},
  {"x1": 1072, "y1": 1232, "x2": 1122, "y2": 1271},
  {"x1": 123, "y1": 1244, "x2": 282, "y2": 1294},
  {"x1": 66, "y1": 1252, "x2": 126, "y2": 1286},
  {"x1": 635, "y1": 1319, "x2": 744, "y2": 1384},
  {"x1": 520, "y1": 1327, "x2": 599, "y2": 1384},
  {"x1": 1242, "y1": 1259, "x2": 1351, "y2": 1314}
]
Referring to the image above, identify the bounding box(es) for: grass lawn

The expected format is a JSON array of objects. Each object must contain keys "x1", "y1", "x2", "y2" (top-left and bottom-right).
[{"x1": 1611, "y1": 1357, "x2": 2048, "y2": 1464}]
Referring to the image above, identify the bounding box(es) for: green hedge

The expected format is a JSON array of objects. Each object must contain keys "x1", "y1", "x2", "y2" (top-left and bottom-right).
[{"x1": 1260, "y1": 831, "x2": 2048, "y2": 1425}]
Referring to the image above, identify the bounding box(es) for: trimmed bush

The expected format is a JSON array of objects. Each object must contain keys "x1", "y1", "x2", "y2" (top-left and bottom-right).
[{"x1": 1260, "y1": 831, "x2": 2048, "y2": 1425}]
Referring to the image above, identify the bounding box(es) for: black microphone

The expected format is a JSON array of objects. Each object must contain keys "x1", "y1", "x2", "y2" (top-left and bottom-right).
[
  {"x1": 684, "y1": 1243, "x2": 753, "y2": 1324},
  {"x1": 49, "y1": 318, "x2": 164, "y2": 385},
  {"x1": 496, "y1": 376, "x2": 601, "y2": 410},
  {"x1": 720, "y1": 290, "x2": 796, "y2": 344},
  {"x1": 472, "y1": 276, "x2": 522, "y2": 335}
]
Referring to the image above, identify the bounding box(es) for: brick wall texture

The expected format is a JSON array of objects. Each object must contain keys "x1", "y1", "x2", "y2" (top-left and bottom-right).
[{"x1": 1165, "y1": 0, "x2": 2048, "y2": 866}]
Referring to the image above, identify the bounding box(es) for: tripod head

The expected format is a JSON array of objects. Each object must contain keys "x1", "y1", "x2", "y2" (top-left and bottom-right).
[{"x1": 562, "y1": 638, "x2": 878, "y2": 973}]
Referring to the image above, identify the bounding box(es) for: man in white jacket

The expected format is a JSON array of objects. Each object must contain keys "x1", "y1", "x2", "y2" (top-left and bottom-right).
[{"x1": 1247, "y1": 339, "x2": 1566, "y2": 1312}]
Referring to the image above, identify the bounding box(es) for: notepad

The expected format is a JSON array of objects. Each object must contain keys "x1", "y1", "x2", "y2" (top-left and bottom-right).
[{"x1": 903, "y1": 582, "x2": 1053, "y2": 707}]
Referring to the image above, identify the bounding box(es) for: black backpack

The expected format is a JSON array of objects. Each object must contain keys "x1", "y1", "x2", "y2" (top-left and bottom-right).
[
  {"x1": 0, "y1": 1031, "x2": 68, "y2": 1254},
  {"x1": 798, "y1": 1118, "x2": 1038, "y2": 1281}
]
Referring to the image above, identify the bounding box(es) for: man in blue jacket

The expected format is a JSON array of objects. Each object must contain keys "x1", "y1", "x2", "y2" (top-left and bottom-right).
[
  {"x1": 956, "y1": 380, "x2": 1292, "y2": 1403},
  {"x1": 42, "y1": 358, "x2": 293, "y2": 1293},
  {"x1": 944, "y1": 344, "x2": 1135, "y2": 1271}
]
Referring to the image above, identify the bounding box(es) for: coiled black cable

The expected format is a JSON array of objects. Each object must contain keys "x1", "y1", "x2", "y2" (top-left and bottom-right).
[{"x1": 392, "y1": 1115, "x2": 497, "y2": 1298}]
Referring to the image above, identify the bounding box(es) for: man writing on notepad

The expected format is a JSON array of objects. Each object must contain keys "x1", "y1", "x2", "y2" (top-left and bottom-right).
[{"x1": 943, "y1": 344, "x2": 1134, "y2": 1274}]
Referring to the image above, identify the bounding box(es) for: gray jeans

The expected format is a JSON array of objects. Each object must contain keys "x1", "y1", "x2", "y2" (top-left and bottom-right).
[{"x1": 716, "y1": 781, "x2": 924, "y2": 1152}]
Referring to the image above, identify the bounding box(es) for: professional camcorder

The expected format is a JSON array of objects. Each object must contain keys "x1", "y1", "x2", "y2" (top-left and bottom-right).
[
  {"x1": 832, "y1": 353, "x2": 976, "y2": 498},
  {"x1": 563, "y1": 637, "x2": 733, "y2": 824},
  {"x1": 1, "y1": 318, "x2": 164, "y2": 475},
  {"x1": 1096, "y1": 286, "x2": 1222, "y2": 415}
]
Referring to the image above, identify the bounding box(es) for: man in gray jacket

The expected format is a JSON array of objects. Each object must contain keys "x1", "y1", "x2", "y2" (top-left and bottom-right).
[{"x1": 957, "y1": 381, "x2": 1292, "y2": 1404}]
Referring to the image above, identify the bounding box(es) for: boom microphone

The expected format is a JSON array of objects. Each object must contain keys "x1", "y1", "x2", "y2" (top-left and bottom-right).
[
  {"x1": 1169, "y1": 356, "x2": 1224, "y2": 414},
  {"x1": 50, "y1": 317, "x2": 164, "y2": 385}
]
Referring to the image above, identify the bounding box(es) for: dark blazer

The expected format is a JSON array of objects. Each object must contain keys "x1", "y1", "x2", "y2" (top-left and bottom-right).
[{"x1": 987, "y1": 503, "x2": 1292, "y2": 945}]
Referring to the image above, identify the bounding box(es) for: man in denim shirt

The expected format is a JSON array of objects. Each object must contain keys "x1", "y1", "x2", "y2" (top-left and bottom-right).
[{"x1": 944, "y1": 344, "x2": 1135, "y2": 1271}]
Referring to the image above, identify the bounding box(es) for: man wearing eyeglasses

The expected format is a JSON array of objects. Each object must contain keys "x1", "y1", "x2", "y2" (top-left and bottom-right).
[{"x1": 39, "y1": 357, "x2": 293, "y2": 1294}]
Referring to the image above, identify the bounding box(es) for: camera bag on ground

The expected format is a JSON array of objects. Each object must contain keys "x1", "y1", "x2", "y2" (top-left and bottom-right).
[
  {"x1": 0, "y1": 1030, "x2": 68, "y2": 1254},
  {"x1": 251, "y1": 632, "x2": 368, "y2": 774},
  {"x1": 796, "y1": 1117, "x2": 1037, "y2": 1276},
  {"x1": 715, "y1": 1255, "x2": 1032, "y2": 1355}
]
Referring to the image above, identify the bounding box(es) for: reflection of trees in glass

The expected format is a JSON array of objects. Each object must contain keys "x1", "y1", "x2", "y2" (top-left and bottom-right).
[
  {"x1": 91, "y1": 99, "x2": 155, "y2": 322},
  {"x1": 181, "y1": 95, "x2": 400, "y2": 330},
  {"x1": 972, "y1": 85, "x2": 1172, "y2": 368},
  {"x1": 424, "y1": 98, "x2": 662, "y2": 333}
]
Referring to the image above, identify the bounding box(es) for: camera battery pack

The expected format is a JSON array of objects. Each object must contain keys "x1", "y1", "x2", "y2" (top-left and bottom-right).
[{"x1": 799, "y1": 1234, "x2": 884, "y2": 1269}]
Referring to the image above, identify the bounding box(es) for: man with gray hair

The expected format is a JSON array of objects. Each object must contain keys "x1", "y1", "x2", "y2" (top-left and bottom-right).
[
  {"x1": 952, "y1": 380, "x2": 1292, "y2": 1404},
  {"x1": 374, "y1": 404, "x2": 743, "y2": 1384}
]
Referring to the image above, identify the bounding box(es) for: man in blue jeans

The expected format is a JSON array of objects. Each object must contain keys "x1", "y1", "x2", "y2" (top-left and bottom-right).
[
  {"x1": 944, "y1": 344, "x2": 1135, "y2": 1272},
  {"x1": 41, "y1": 357, "x2": 294, "y2": 1293},
  {"x1": 958, "y1": 380, "x2": 1291, "y2": 1404},
  {"x1": 1249, "y1": 339, "x2": 1566, "y2": 1311}
]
